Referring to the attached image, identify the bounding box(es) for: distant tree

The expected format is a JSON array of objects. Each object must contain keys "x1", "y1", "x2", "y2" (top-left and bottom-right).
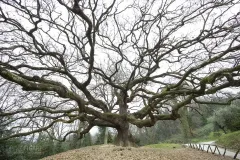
[
  {"x1": 82, "y1": 133, "x2": 92, "y2": 147},
  {"x1": 36, "y1": 134, "x2": 55, "y2": 158},
  {"x1": 55, "y1": 141, "x2": 64, "y2": 154},
  {"x1": 0, "y1": 109, "x2": 8, "y2": 159},
  {"x1": 0, "y1": 108, "x2": 23, "y2": 160},
  {"x1": 179, "y1": 107, "x2": 192, "y2": 143},
  {"x1": 95, "y1": 127, "x2": 113, "y2": 145},
  {"x1": 1, "y1": 0, "x2": 240, "y2": 146},
  {"x1": 132, "y1": 117, "x2": 181, "y2": 146},
  {"x1": 212, "y1": 104, "x2": 240, "y2": 132},
  {"x1": 69, "y1": 134, "x2": 81, "y2": 149}
]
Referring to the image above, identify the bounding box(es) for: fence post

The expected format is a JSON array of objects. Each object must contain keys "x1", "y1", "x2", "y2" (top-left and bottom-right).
[
  {"x1": 233, "y1": 149, "x2": 240, "y2": 159},
  {"x1": 207, "y1": 145, "x2": 210, "y2": 153},
  {"x1": 223, "y1": 148, "x2": 226, "y2": 156},
  {"x1": 202, "y1": 144, "x2": 205, "y2": 151},
  {"x1": 209, "y1": 145, "x2": 213, "y2": 153},
  {"x1": 213, "y1": 145, "x2": 217, "y2": 154},
  {"x1": 198, "y1": 144, "x2": 201, "y2": 151},
  {"x1": 195, "y1": 144, "x2": 197, "y2": 149},
  {"x1": 188, "y1": 143, "x2": 238, "y2": 159},
  {"x1": 216, "y1": 146, "x2": 221, "y2": 155}
]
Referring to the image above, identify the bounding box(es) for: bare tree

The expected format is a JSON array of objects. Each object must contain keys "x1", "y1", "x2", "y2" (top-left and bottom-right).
[{"x1": 0, "y1": 0, "x2": 240, "y2": 146}]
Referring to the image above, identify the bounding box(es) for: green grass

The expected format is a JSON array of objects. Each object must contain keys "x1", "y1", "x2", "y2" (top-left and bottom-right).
[
  {"x1": 216, "y1": 130, "x2": 240, "y2": 150},
  {"x1": 144, "y1": 143, "x2": 182, "y2": 149},
  {"x1": 190, "y1": 131, "x2": 224, "y2": 143}
]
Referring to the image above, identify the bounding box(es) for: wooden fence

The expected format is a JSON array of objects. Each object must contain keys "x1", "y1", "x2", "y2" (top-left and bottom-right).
[{"x1": 189, "y1": 143, "x2": 240, "y2": 159}]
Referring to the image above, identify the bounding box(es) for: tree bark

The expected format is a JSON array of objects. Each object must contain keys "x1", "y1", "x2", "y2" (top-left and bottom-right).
[
  {"x1": 115, "y1": 123, "x2": 133, "y2": 147},
  {"x1": 114, "y1": 92, "x2": 135, "y2": 146},
  {"x1": 104, "y1": 127, "x2": 108, "y2": 144},
  {"x1": 179, "y1": 106, "x2": 192, "y2": 143}
]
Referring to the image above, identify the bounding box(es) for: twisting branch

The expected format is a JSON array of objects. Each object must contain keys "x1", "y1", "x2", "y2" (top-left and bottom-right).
[{"x1": 0, "y1": 0, "x2": 240, "y2": 145}]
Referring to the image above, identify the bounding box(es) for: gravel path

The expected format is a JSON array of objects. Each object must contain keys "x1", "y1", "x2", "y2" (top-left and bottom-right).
[{"x1": 42, "y1": 145, "x2": 233, "y2": 160}]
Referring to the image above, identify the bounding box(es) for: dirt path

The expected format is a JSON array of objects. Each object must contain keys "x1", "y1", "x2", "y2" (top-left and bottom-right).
[{"x1": 42, "y1": 145, "x2": 233, "y2": 160}]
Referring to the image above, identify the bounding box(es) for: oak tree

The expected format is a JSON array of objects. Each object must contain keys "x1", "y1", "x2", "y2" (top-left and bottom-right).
[{"x1": 0, "y1": 0, "x2": 240, "y2": 146}]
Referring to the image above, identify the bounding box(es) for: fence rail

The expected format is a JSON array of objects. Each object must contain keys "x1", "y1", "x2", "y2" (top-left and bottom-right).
[{"x1": 188, "y1": 143, "x2": 240, "y2": 159}]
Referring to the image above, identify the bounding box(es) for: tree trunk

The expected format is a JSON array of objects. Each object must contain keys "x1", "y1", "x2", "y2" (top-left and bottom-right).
[
  {"x1": 114, "y1": 91, "x2": 134, "y2": 146},
  {"x1": 114, "y1": 105, "x2": 134, "y2": 146},
  {"x1": 179, "y1": 106, "x2": 192, "y2": 143},
  {"x1": 115, "y1": 123, "x2": 133, "y2": 147},
  {"x1": 104, "y1": 127, "x2": 108, "y2": 144}
]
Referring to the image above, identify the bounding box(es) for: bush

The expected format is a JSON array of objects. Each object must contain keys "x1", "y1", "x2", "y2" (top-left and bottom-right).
[{"x1": 208, "y1": 131, "x2": 224, "y2": 140}]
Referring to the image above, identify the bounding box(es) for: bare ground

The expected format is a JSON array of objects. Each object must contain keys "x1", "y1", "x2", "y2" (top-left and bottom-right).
[{"x1": 42, "y1": 145, "x2": 233, "y2": 160}]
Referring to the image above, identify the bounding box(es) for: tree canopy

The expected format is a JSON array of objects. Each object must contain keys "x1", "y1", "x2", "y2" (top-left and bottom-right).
[{"x1": 0, "y1": 0, "x2": 240, "y2": 146}]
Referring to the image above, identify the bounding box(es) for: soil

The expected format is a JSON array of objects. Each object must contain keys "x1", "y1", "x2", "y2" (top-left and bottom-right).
[{"x1": 41, "y1": 144, "x2": 233, "y2": 160}]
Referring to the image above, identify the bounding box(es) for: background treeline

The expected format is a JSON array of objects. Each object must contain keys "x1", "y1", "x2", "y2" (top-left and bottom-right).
[
  {"x1": 133, "y1": 98, "x2": 240, "y2": 145},
  {"x1": 1, "y1": 97, "x2": 240, "y2": 159},
  {"x1": 0, "y1": 131, "x2": 93, "y2": 160}
]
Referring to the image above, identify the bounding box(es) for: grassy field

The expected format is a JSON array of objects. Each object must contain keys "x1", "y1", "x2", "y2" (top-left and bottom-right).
[
  {"x1": 144, "y1": 143, "x2": 182, "y2": 149},
  {"x1": 190, "y1": 131, "x2": 224, "y2": 143},
  {"x1": 216, "y1": 130, "x2": 240, "y2": 150}
]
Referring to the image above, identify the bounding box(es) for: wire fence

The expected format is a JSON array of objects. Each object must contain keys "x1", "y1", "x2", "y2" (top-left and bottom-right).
[{"x1": 188, "y1": 143, "x2": 240, "y2": 159}]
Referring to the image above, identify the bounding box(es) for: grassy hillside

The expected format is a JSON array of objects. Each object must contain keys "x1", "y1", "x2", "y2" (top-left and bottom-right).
[
  {"x1": 216, "y1": 131, "x2": 240, "y2": 150},
  {"x1": 41, "y1": 144, "x2": 232, "y2": 160}
]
